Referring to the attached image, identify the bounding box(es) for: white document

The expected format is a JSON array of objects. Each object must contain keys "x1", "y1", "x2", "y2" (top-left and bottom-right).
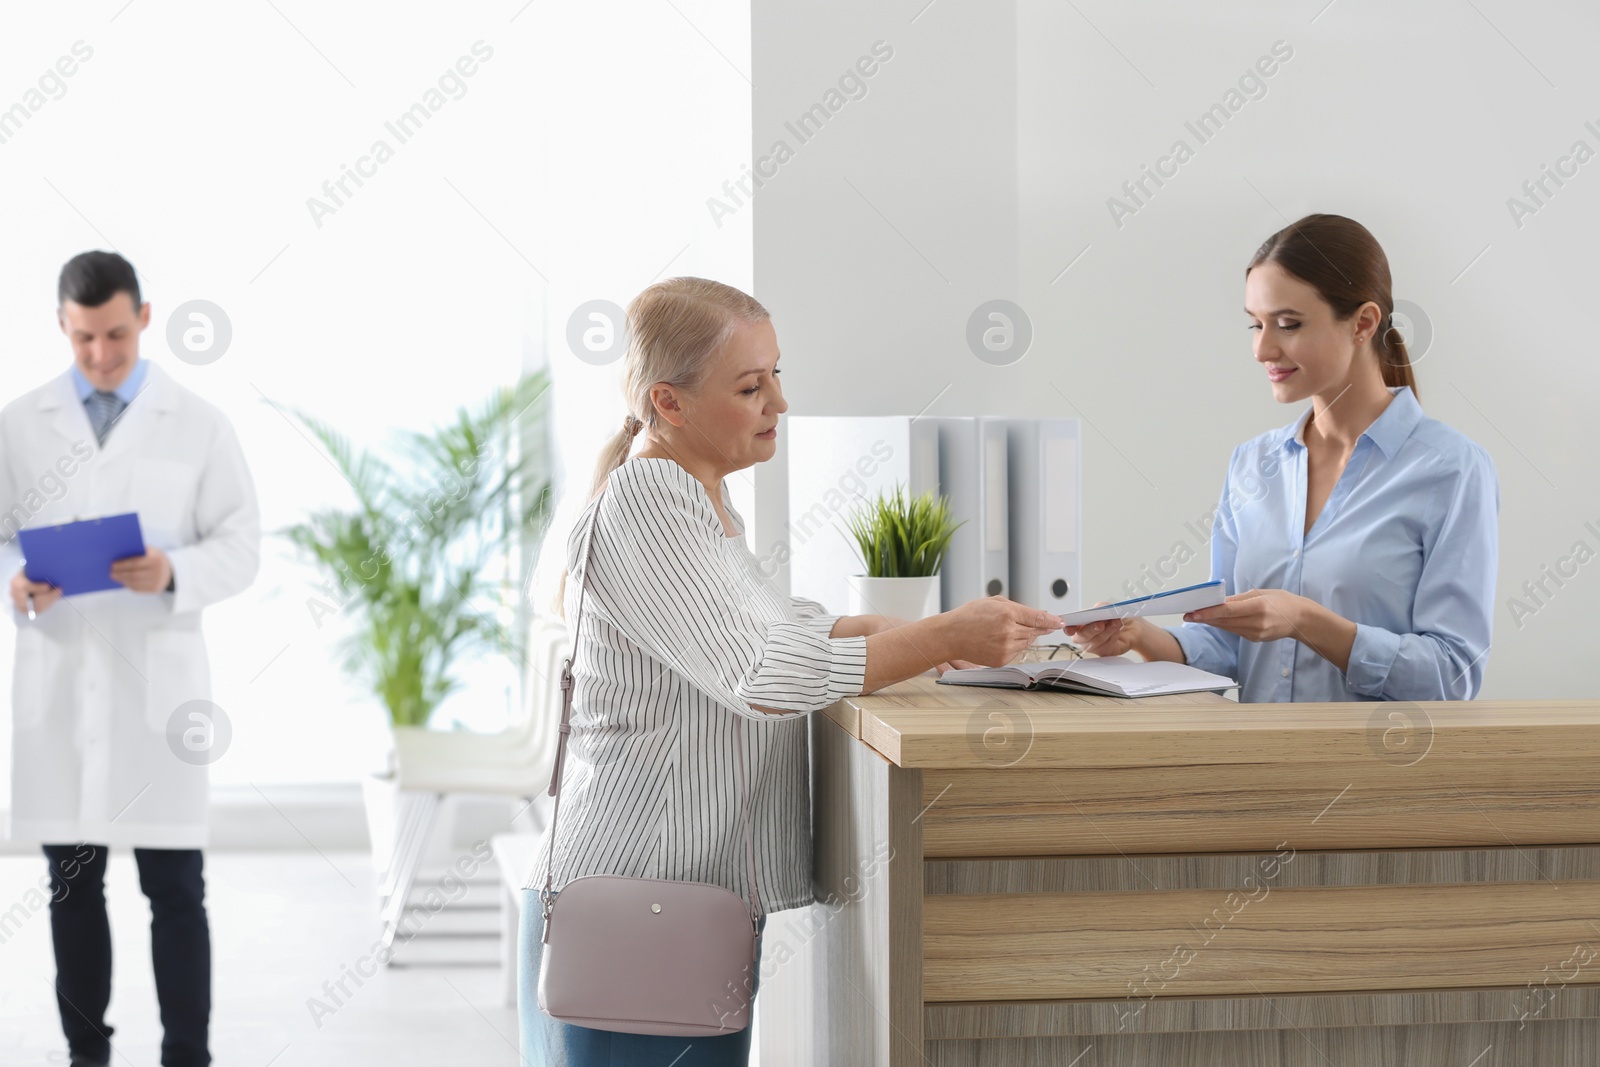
[{"x1": 1058, "y1": 580, "x2": 1225, "y2": 627}]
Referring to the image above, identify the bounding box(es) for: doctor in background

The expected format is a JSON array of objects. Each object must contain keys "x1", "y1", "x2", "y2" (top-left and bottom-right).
[{"x1": 1, "y1": 251, "x2": 260, "y2": 1067}]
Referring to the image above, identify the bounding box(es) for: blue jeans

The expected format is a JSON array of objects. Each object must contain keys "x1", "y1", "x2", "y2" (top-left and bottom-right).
[{"x1": 518, "y1": 888, "x2": 765, "y2": 1066}]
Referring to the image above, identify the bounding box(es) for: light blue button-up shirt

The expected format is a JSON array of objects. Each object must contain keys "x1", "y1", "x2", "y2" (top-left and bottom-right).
[
  {"x1": 1170, "y1": 386, "x2": 1499, "y2": 702},
  {"x1": 70, "y1": 357, "x2": 148, "y2": 404}
]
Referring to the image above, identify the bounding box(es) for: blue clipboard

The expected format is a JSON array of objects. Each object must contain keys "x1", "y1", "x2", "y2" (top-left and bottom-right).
[{"x1": 17, "y1": 513, "x2": 147, "y2": 596}]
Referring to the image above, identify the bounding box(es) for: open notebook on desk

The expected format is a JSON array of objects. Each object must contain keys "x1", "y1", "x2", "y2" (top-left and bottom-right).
[{"x1": 936, "y1": 656, "x2": 1238, "y2": 697}]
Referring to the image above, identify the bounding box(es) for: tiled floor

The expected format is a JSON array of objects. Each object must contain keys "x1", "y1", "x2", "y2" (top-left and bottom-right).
[{"x1": 0, "y1": 850, "x2": 522, "y2": 1066}]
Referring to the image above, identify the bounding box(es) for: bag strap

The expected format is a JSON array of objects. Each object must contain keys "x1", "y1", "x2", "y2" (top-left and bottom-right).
[{"x1": 541, "y1": 483, "x2": 764, "y2": 929}]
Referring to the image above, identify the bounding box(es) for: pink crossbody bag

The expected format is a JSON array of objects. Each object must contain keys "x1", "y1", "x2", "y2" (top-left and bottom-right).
[{"x1": 536, "y1": 488, "x2": 765, "y2": 1036}]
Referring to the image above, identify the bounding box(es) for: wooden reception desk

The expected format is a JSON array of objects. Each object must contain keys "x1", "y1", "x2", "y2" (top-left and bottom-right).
[{"x1": 759, "y1": 674, "x2": 1600, "y2": 1066}]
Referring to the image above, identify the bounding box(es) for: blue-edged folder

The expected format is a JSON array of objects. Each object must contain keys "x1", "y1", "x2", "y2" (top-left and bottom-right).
[{"x1": 17, "y1": 513, "x2": 147, "y2": 595}]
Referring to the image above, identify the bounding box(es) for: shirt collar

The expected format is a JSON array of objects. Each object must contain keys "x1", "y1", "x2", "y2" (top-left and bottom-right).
[
  {"x1": 1281, "y1": 386, "x2": 1421, "y2": 460},
  {"x1": 71, "y1": 358, "x2": 149, "y2": 404}
]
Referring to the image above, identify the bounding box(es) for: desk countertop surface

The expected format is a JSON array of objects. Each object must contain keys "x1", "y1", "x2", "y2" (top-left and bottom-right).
[{"x1": 822, "y1": 672, "x2": 1600, "y2": 770}]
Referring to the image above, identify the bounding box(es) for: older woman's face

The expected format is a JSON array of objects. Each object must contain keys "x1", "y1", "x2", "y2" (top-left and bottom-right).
[{"x1": 682, "y1": 317, "x2": 787, "y2": 472}]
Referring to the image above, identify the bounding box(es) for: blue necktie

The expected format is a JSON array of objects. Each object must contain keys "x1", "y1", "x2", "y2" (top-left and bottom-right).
[{"x1": 86, "y1": 390, "x2": 126, "y2": 446}]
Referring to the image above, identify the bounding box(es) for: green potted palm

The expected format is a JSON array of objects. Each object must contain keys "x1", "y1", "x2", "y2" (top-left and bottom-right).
[
  {"x1": 277, "y1": 373, "x2": 554, "y2": 867},
  {"x1": 841, "y1": 483, "x2": 963, "y2": 621}
]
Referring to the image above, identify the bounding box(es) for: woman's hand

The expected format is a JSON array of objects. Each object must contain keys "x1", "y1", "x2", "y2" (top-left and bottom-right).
[
  {"x1": 943, "y1": 596, "x2": 1063, "y2": 668},
  {"x1": 860, "y1": 598, "x2": 1061, "y2": 693},
  {"x1": 1066, "y1": 605, "x2": 1188, "y2": 664},
  {"x1": 1065, "y1": 616, "x2": 1139, "y2": 658},
  {"x1": 1184, "y1": 588, "x2": 1309, "y2": 642}
]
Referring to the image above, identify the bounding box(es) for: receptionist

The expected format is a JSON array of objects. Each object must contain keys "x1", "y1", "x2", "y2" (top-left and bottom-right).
[{"x1": 1068, "y1": 214, "x2": 1499, "y2": 702}]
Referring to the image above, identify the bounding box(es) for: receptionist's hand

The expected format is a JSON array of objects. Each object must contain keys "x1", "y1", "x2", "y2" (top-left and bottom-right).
[
  {"x1": 1184, "y1": 588, "x2": 1310, "y2": 643},
  {"x1": 1065, "y1": 616, "x2": 1137, "y2": 658},
  {"x1": 1065, "y1": 601, "x2": 1149, "y2": 658}
]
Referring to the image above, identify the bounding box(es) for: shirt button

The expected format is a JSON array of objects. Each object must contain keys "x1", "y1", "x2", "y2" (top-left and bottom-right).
[
  {"x1": 1281, "y1": 667, "x2": 1290, "y2": 678},
  {"x1": 1293, "y1": 548, "x2": 1300, "y2": 558}
]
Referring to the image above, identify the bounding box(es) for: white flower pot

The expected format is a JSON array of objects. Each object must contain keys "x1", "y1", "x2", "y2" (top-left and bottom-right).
[{"x1": 846, "y1": 574, "x2": 941, "y2": 621}]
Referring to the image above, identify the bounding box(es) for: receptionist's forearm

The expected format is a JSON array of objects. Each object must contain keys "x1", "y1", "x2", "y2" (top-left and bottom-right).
[
  {"x1": 1129, "y1": 618, "x2": 1187, "y2": 664},
  {"x1": 1292, "y1": 600, "x2": 1358, "y2": 673}
]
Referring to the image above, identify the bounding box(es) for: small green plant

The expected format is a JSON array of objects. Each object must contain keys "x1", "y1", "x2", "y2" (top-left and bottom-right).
[
  {"x1": 842, "y1": 483, "x2": 964, "y2": 579},
  {"x1": 278, "y1": 373, "x2": 554, "y2": 728}
]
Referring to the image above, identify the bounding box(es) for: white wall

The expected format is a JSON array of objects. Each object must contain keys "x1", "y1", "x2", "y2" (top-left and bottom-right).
[
  {"x1": 0, "y1": 0, "x2": 755, "y2": 804},
  {"x1": 754, "y1": 0, "x2": 1600, "y2": 700},
  {"x1": 750, "y1": 0, "x2": 1019, "y2": 584},
  {"x1": 525, "y1": 1, "x2": 757, "y2": 618}
]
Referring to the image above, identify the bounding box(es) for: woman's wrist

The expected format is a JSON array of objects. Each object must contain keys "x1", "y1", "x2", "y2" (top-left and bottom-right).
[
  {"x1": 861, "y1": 612, "x2": 958, "y2": 692},
  {"x1": 1292, "y1": 597, "x2": 1357, "y2": 672},
  {"x1": 829, "y1": 614, "x2": 897, "y2": 640},
  {"x1": 910, "y1": 611, "x2": 959, "y2": 666},
  {"x1": 1129, "y1": 618, "x2": 1185, "y2": 663}
]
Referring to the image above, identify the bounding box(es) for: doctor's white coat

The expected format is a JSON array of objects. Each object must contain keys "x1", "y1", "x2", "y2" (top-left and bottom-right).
[{"x1": 0, "y1": 362, "x2": 259, "y2": 849}]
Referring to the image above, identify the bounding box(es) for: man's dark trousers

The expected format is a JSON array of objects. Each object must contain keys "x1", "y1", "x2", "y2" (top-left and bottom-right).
[{"x1": 43, "y1": 843, "x2": 211, "y2": 1067}]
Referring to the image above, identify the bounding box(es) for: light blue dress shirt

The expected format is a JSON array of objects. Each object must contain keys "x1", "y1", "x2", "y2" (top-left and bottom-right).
[
  {"x1": 71, "y1": 357, "x2": 148, "y2": 404},
  {"x1": 1170, "y1": 386, "x2": 1499, "y2": 702}
]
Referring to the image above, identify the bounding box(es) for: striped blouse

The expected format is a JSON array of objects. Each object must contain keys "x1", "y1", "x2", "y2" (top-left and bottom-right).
[{"x1": 525, "y1": 457, "x2": 870, "y2": 912}]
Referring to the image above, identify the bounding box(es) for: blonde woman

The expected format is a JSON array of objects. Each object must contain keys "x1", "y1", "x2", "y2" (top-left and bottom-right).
[{"x1": 519, "y1": 278, "x2": 1061, "y2": 1065}]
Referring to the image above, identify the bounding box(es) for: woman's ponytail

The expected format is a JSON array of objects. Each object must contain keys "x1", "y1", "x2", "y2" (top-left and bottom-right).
[
  {"x1": 587, "y1": 414, "x2": 644, "y2": 505},
  {"x1": 1376, "y1": 313, "x2": 1418, "y2": 400}
]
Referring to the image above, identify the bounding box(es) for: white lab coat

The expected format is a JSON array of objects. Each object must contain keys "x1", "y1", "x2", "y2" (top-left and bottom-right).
[{"x1": 0, "y1": 362, "x2": 259, "y2": 848}]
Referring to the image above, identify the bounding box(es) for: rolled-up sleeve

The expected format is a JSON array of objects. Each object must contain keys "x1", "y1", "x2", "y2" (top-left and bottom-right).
[
  {"x1": 1343, "y1": 448, "x2": 1498, "y2": 700},
  {"x1": 586, "y1": 466, "x2": 866, "y2": 720},
  {"x1": 787, "y1": 595, "x2": 844, "y2": 640}
]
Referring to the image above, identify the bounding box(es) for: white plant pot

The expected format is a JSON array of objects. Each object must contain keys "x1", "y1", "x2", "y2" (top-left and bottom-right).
[{"x1": 846, "y1": 574, "x2": 941, "y2": 621}]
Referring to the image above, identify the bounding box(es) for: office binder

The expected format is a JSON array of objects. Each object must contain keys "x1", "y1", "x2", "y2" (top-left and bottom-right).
[
  {"x1": 1004, "y1": 418, "x2": 1082, "y2": 617},
  {"x1": 785, "y1": 416, "x2": 940, "y2": 615},
  {"x1": 921, "y1": 417, "x2": 1009, "y2": 611}
]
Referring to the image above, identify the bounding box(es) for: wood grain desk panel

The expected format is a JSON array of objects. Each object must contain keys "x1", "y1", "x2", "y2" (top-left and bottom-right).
[
  {"x1": 915, "y1": 758, "x2": 1600, "y2": 857},
  {"x1": 923, "y1": 881, "x2": 1600, "y2": 1001},
  {"x1": 840, "y1": 675, "x2": 1600, "y2": 770}
]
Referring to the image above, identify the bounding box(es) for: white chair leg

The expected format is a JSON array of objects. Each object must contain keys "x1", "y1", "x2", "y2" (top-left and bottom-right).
[
  {"x1": 377, "y1": 790, "x2": 431, "y2": 903},
  {"x1": 379, "y1": 791, "x2": 441, "y2": 958}
]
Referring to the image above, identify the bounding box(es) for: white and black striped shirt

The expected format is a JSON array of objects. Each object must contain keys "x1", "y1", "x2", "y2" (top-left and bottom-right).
[{"x1": 526, "y1": 457, "x2": 869, "y2": 911}]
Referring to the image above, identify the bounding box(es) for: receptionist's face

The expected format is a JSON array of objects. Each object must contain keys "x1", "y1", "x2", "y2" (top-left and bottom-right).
[{"x1": 1245, "y1": 261, "x2": 1365, "y2": 406}]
